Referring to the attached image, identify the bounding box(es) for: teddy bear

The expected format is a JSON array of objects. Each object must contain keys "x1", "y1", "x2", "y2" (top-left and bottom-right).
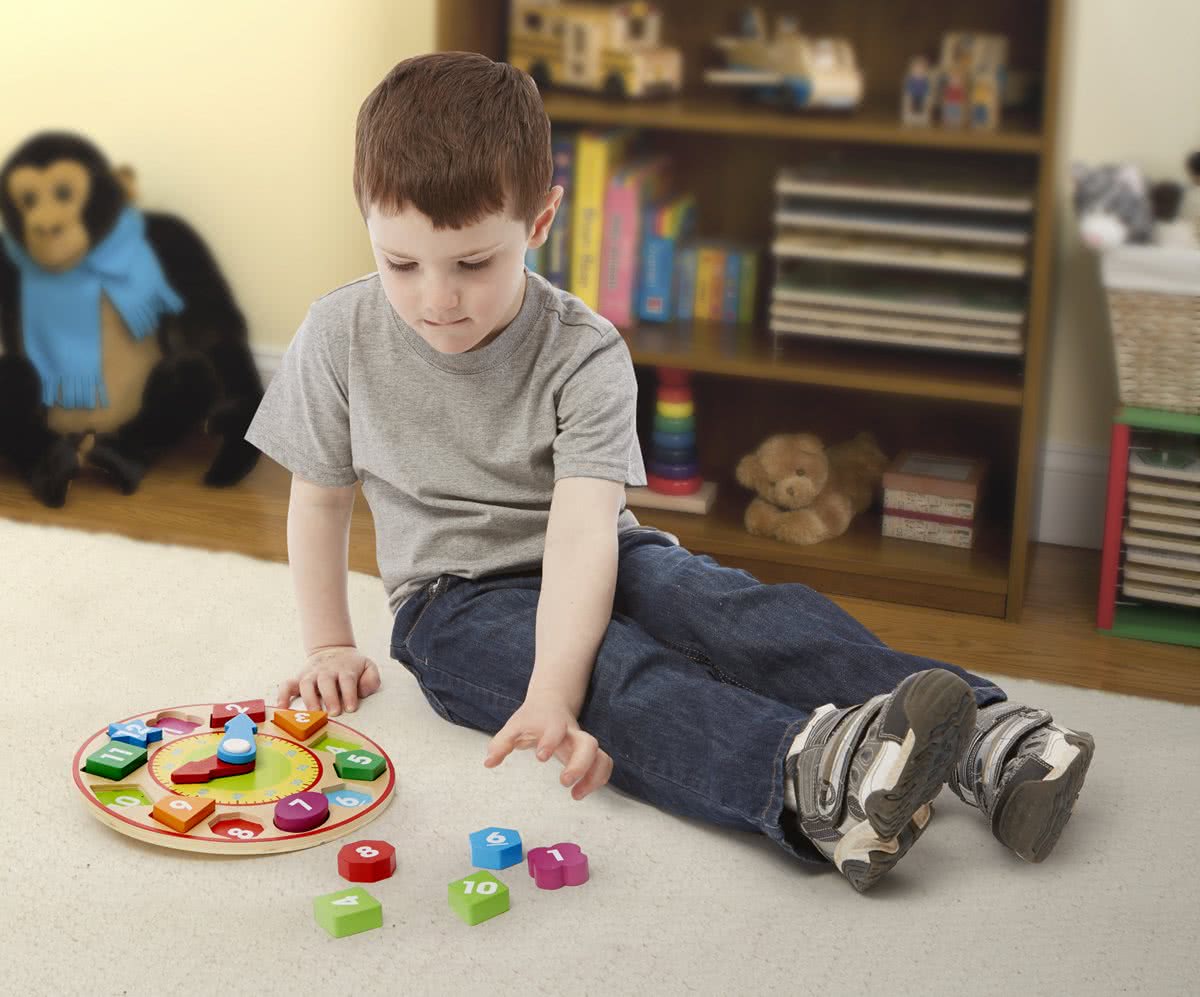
[{"x1": 735, "y1": 431, "x2": 888, "y2": 545}]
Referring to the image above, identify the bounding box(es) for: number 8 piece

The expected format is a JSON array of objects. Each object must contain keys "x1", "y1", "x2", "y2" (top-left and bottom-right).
[{"x1": 72, "y1": 700, "x2": 396, "y2": 854}]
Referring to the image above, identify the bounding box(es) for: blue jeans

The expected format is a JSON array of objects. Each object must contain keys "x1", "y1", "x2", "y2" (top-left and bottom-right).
[{"x1": 390, "y1": 527, "x2": 1008, "y2": 865}]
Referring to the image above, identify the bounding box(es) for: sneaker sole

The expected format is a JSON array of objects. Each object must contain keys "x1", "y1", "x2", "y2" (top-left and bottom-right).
[
  {"x1": 993, "y1": 730, "x2": 1095, "y2": 863},
  {"x1": 840, "y1": 803, "x2": 933, "y2": 894},
  {"x1": 863, "y1": 669, "x2": 978, "y2": 840}
]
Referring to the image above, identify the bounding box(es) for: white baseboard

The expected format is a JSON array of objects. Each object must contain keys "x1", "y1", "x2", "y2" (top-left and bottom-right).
[{"x1": 250, "y1": 347, "x2": 1108, "y2": 549}]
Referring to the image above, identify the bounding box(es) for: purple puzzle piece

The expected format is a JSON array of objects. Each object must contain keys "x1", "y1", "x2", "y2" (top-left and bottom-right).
[
  {"x1": 527, "y1": 842, "x2": 589, "y2": 890},
  {"x1": 273, "y1": 791, "x2": 329, "y2": 833}
]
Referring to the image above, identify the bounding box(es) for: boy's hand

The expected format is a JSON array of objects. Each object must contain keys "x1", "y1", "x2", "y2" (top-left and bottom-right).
[
  {"x1": 483, "y1": 689, "x2": 613, "y2": 800},
  {"x1": 276, "y1": 645, "x2": 382, "y2": 717}
]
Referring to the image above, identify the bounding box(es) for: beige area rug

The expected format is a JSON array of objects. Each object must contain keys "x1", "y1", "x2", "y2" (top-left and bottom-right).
[{"x1": 1, "y1": 518, "x2": 1196, "y2": 997}]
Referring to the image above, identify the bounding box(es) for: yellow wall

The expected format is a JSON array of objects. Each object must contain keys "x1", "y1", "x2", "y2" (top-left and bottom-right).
[
  {"x1": 0, "y1": 0, "x2": 434, "y2": 348},
  {"x1": 3, "y1": 1, "x2": 1196, "y2": 455}
]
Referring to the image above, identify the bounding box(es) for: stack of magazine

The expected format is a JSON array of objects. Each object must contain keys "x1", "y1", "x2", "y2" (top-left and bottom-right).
[
  {"x1": 1120, "y1": 441, "x2": 1200, "y2": 611},
  {"x1": 769, "y1": 163, "x2": 1033, "y2": 357}
]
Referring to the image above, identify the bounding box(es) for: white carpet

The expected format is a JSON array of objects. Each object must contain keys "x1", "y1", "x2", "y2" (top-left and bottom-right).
[{"x1": 1, "y1": 518, "x2": 1196, "y2": 997}]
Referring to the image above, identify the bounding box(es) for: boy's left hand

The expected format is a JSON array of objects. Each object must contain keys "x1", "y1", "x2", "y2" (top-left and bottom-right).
[{"x1": 483, "y1": 689, "x2": 613, "y2": 800}]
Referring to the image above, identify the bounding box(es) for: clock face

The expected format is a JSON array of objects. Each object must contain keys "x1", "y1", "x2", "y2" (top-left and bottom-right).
[{"x1": 73, "y1": 703, "x2": 395, "y2": 854}]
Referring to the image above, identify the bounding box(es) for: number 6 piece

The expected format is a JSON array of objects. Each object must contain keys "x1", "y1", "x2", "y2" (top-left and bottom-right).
[{"x1": 73, "y1": 701, "x2": 395, "y2": 854}]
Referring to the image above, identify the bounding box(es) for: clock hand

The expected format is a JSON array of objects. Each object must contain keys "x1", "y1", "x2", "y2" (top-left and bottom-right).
[{"x1": 217, "y1": 712, "x2": 257, "y2": 765}]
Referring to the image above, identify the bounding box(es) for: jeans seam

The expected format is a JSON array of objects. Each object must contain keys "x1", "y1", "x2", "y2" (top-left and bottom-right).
[{"x1": 401, "y1": 577, "x2": 443, "y2": 649}]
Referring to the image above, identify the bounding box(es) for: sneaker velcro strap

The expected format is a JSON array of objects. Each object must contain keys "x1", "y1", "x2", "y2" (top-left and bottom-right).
[
  {"x1": 974, "y1": 706, "x2": 1052, "y2": 815},
  {"x1": 808, "y1": 694, "x2": 888, "y2": 823}
]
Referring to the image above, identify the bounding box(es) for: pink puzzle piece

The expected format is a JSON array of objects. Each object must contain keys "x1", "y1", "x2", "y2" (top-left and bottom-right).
[{"x1": 527, "y1": 842, "x2": 589, "y2": 890}]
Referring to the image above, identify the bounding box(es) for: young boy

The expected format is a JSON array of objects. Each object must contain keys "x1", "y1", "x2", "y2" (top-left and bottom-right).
[{"x1": 246, "y1": 52, "x2": 1095, "y2": 894}]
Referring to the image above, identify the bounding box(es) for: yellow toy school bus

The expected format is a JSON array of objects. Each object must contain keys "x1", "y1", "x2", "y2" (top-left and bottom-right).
[{"x1": 508, "y1": 0, "x2": 683, "y2": 99}]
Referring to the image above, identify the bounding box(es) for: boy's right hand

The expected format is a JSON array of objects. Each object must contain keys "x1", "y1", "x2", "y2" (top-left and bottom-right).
[{"x1": 276, "y1": 645, "x2": 382, "y2": 717}]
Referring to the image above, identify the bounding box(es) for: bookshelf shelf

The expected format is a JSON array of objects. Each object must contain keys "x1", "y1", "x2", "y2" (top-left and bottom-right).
[
  {"x1": 631, "y1": 488, "x2": 1010, "y2": 616},
  {"x1": 622, "y1": 321, "x2": 1025, "y2": 406},
  {"x1": 540, "y1": 92, "x2": 1044, "y2": 155},
  {"x1": 437, "y1": 0, "x2": 1064, "y2": 620}
]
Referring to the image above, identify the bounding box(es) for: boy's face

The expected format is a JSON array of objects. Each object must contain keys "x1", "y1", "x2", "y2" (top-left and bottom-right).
[{"x1": 366, "y1": 188, "x2": 561, "y2": 354}]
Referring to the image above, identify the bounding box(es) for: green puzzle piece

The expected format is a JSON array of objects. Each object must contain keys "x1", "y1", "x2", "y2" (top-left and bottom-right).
[
  {"x1": 334, "y1": 749, "x2": 387, "y2": 781},
  {"x1": 313, "y1": 887, "x2": 383, "y2": 938},
  {"x1": 83, "y1": 741, "x2": 148, "y2": 780},
  {"x1": 448, "y1": 871, "x2": 509, "y2": 926}
]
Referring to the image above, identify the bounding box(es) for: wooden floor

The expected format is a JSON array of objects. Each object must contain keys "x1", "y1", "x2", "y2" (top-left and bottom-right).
[{"x1": 2, "y1": 434, "x2": 1196, "y2": 705}]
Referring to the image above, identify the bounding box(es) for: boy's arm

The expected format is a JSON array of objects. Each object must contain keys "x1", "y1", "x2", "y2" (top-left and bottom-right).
[
  {"x1": 483, "y1": 475, "x2": 623, "y2": 798},
  {"x1": 526, "y1": 475, "x2": 626, "y2": 715},
  {"x1": 277, "y1": 474, "x2": 381, "y2": 714}
]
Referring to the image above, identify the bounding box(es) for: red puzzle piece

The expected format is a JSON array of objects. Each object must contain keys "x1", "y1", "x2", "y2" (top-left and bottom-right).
[
  {"x1": 171, "y1": 754, "x2": 256, "y2": 784},
  {"x1": 338, "y1": 840, "x2": 397, "y2": 883},
  {"x1": 210, "y1": 700, "x2": 267, "y2": 728}
]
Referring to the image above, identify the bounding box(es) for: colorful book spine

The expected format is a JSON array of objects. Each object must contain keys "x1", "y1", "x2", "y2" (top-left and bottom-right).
[
  {"x1": 721, "y1": 251, "x2": 742, "y2": 324},
  {"x1": 599, "y1": 157, "x2": 669, "y2": 327},
  {"x1": 694, "y1": 246, "x2": 726, "y2": 321},
  {"x1": 636, "y1": 194, "x2": 696, "y2": 323},
  {"x1": 571, "y1": 129, "x2": 633, "y2": 308},
  {"x1": 675, "y1": 246, "x2": 699, "y2": 322},
  {"x1": 737, "y1": 251, "x2": 759, "y2": 325},
  {"x1": 545, "y1": 133, "x2": 575, "y2": 288}
]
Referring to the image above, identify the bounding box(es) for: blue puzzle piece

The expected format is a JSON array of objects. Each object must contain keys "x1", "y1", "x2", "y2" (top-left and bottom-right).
[
  {"x1": 107, "y1": 720, "x2": 164, "y2": 748},
  {"x1": 217, "y1": 712, "x2": 257, "y2": 764},
  {"x1": 470, "y1": 826, "x2": 523, "y2": 870}
]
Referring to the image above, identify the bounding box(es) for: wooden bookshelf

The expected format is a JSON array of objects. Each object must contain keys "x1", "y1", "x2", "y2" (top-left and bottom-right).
[{"x1": 438, "y1": 0, "x2": 1065, "y2": 620}]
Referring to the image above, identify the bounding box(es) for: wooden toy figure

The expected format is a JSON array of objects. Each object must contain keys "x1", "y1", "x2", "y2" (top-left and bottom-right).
[
  {"x1": 940, "y1": 68, "x2": 967, "y2": 128},
  {"x1": 970, "y1": 65, "x2": 1001, "y2": 130},
  {"x1": 901, "y1": 55, "x2": 933, "y2": 126}
]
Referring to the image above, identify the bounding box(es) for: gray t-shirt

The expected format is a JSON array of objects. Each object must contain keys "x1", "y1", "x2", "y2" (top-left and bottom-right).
[{"x1": 245, "y1": 270, "x2": 647, "y2": 614}]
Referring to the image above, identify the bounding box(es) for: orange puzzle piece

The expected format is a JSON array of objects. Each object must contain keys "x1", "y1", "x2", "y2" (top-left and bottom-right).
[
  {"x1": 152, "y1": 794, "x2": 216, "y2": 833},
  {"x1": 272, "y1": 708, "x2": 328, "y2": 740}
]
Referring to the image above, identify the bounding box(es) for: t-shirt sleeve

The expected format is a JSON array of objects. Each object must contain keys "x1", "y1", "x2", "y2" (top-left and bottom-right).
[
  {"x1": 552, "y1": 327, "x2": 647, "y2": 486},
  {"x1": 244, "y1": 306, "x2": 357, "y2": 487}
]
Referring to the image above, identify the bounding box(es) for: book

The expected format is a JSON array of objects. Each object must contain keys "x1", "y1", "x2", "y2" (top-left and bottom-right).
[
  {"x1": 738, "y1": 251, "x2": 759, "y2": 325},
  {"x1": 769, "y1": 314, "x2": 1023, "y2": 356},
  {"x1": 675, "y1": 245, "x2": 699, "y2": 321},
  {"x1": 771, "y1": 276, "x2": 1025, "y2": 325},
  {"x1": 1127, "y1": 448, "x2": 1200, "y2": 484},
  {"x1": 1121, "y1": 581, "x2": 1200, "y2": 609},
  {"x1": 626, "y1": 481, "x2": 718, "y2": 514},
  {"x1": 772, "y1": 232, "x2": 1027, "y2": 277},
  {"x1": 1127, "y1": 476, "x2": 1200, "y2": 502},
  {"x1": 545, "y1": 132, "x2": 575, "y2": 288},
  {"x1": 598, "y1": 156, "x2": 670, "y2": 327},
  {"x1": 774, "y1": 201, "x2": 1031, "y2": 246},
  {"x1": 636, "y1": 195, "x2": 697, "y2": 322},
  {"x1": 883, "y1": 453, "x2": 987, "y2": 502},
  {"x1": 694, "y1": 246, "x2": 726, "y2": 321},
  {"x1": 882, "y1": 513, "x2": 974, "y2": 549},
  {"x1": 1123, "y1": 563, "x2": 1200, "y2": 590},
  {"x1": 884, "y1": 487, "x2": 977, "y2": 520},
  {"x1": 769, "y1": 302, "x2": 1024, "y2": 342},
  {"x1": 1127, "y1": 496, "x2": 1200, "y2": 521},
  {"x1": 720, "y1": 250, "x2": 742, "y2": 323},
  {"x1": 775, "y1": 164, "x2": 1035, "y2": 214},
  {"x1": 1124, "y1": 544, "x2": 1200, "y2": 572},
  {"x1": 1126, "y1": 513, "x2": 1200, "y2": 538},
  {"x1": 571, "y1": 128, "x2": 634, "y2": 308},
  {"x1": 1122, "y1": 528, "x2": 1200, "y2": 556}
]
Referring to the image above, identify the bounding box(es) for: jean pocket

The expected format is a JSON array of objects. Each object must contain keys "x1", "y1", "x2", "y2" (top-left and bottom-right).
[{"x1": 394, "y1": 574, "x2": 449, "y2": 652}]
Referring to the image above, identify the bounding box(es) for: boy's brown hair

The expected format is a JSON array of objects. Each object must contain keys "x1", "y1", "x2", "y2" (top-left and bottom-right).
[{"x1": 354, "y1": 52, "x2": 552, "y2": 230}]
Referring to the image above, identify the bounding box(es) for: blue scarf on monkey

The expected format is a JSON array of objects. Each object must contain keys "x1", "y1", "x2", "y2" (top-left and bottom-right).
[{"x1": 0, "y1": 206, "x2": 184, "y2": 408}]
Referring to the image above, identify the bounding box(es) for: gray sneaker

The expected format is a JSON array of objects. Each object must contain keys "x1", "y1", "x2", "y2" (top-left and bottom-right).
[
  {"x1": 949, "y1": 702, "x2": 1095, "y2": 863},
  {"x1": 786, "y1": 668, "x2": 978, "y2": 892}
]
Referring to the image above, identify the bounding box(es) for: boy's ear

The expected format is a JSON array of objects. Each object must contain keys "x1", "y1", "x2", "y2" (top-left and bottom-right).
[{"x1": 527, "y1": 185, "x2": 564, "y2": 249}]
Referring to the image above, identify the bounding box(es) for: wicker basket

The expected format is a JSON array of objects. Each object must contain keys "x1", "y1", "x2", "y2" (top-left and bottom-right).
[{"x1": 1100, "y1": 245, "x2": 1200, "y2": 415}]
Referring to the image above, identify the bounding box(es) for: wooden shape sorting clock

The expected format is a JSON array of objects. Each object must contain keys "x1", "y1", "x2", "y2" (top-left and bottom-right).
[{"x1": 73, "y1": 701, "x2": 395, "y2": 854}]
